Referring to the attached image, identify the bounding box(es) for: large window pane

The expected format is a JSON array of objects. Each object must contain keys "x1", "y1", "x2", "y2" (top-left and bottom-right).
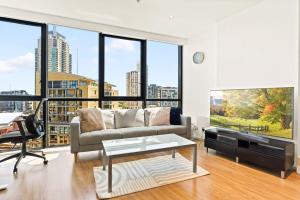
[
  {"x1": 0, "y1": 21, "x2": 41, "y2": 96},
  {"x1": 44, "y1": 25, "x2": 99, "y2": 98},
  {"x1": 147, "y1": 41, "x2": 178, "y2": 99},
  {"x1": 104, "y1": 37, "x2": 141, "y2": 97},
  {"x1": 0, "y1": 101, "x2": 42, "y2": 150},
  {"x1": 48, "y1": 101, "x2": 98, "y2": 146}
]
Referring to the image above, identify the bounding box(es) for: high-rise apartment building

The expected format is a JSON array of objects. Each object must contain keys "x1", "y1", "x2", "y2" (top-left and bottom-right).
[
  {"x1": 35, "y1": 27, "x2": 72, "y2": 73},
  {"x1": 126, "y1": 64, "x2": 142, "y2": 109},
  {"x1": 126, "y1": 64, "x2": 141, "y2": 97}
]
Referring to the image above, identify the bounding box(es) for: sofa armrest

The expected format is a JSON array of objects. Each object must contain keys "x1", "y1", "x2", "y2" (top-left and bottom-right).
[
  {"x1": 70, "y1": 116, "x2": 81, "y2": 153},
  {"x1": 181, "y1": 115, "x2": 192, "y2": 139}
]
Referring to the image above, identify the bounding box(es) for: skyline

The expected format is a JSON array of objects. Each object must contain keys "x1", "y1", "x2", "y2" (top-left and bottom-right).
[{"x1": 0, "y1": 22, "x2": 179, "y2": 95}]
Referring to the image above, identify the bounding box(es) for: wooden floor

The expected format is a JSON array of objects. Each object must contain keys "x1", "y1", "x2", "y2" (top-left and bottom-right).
[{"x1": 0, "y1": 141, "x2": 300, "y2": 200}]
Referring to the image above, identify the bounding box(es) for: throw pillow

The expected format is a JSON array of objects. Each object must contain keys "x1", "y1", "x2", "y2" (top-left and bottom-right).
[
  {"x1": 148, "y1": 107, "x2": 171, "y2": 126},
  {"x1": 77, "y1": 108, "x2": 106, "y2": 133},
  {"x1": 98, "y1": 109, "x2": 115, "y2": 129},
  {"x1": 170, "y1": 107, "x2": 182, "y2": 125},
  {"x1": 115, "y1": 109, "x2": 145, "y2": 128}
]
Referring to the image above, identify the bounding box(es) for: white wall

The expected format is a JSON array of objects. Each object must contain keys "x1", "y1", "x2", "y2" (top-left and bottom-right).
[
  {"x1": 216, "y1": 0, "x2": 299, "y2": 158},
  {"x1": 216, "y1": 0, "x2": 298, "y2": 89},
  {"x1": 183, "y1": 29, "x2": 217, "y2": 130}
]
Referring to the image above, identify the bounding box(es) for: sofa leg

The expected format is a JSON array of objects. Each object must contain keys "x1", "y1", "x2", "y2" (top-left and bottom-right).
[{"x1": 74, "y1": 153, "x2": 78, "y2": 163}]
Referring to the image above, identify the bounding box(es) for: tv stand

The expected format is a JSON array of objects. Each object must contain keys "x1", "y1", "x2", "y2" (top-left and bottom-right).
[{"x1": 204, "y1": 127, "x2": 295, "y2": 178}]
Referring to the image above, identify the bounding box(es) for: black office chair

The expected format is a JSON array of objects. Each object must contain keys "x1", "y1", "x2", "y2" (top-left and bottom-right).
[{"x1": 0, "y1": 99, "x2": 48, "y2": 173}]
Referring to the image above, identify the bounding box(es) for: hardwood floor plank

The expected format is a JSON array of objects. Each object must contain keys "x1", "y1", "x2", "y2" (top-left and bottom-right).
[{"x1": 0, "y1": 141, "x2": 300, "y2": 200}]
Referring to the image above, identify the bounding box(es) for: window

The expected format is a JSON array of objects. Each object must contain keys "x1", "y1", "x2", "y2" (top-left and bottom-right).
[
  {"x1": 0, "y1": 17, "x2": 183, "y2": 149},
  {"x1": 46, "y1": 25, "x2": 99, "y2": 146},
  {"x1": 0, "y1": 18, "x2": 45, "y2": 151},
  {"x1": 0, "y1": 20, "x2": 42, "y2": 96},
  {"x1": 146, "y1": 41, "x2": 182, "y2": 109},
  {"x1": 147, "y1": 41, "x2": 179, "y2": 100},
  {"x1": 104, "y1": 36, "x2": 141, "y2": 97},
  {"x1": 46, "y1": 25, "x2": 99, "y2": 98}
]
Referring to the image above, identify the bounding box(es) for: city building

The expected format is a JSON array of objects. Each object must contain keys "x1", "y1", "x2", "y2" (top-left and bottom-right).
[
  {"x1": 147, "y1": 84, "x2": 178, "y2": 107},
  {"x1": 35, "y1": 71, "x2": 119, "y2": 146},
  {"x1": 35, "y1": 71, "x2": 98, "y2": 146},
  {"x1": 35, "y1": 27, "x2": 72, "y2": 73},
  {"x1": 126, "y1": 64, "x2": 142, "y2": 109},
  {"x1": 103, "y1": 83, "x2": 120, "y2": 110},
  {"x1": 48, "y1": 72, "x2": 98, "y2": 146},
  {"x1": 0, "y1": 90, "x2": 32, "y2": 113}
]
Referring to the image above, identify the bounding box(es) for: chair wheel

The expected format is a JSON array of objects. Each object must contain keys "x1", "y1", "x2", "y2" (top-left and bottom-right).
[
  {"x1": 13, "y1": 168, "x2": 17, "y2": 173},
  {"x1": 44, "y1": 160, "x2": 48, "y2": 165}
]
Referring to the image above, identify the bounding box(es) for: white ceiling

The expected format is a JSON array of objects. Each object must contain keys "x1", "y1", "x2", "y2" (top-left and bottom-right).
[{"x1": 0, "y1": 0, "x2": 263, "y2": 38}]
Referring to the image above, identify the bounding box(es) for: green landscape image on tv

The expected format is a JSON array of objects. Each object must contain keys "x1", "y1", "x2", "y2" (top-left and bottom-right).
[{"x1": 210, "y1": 87, "x2": 294, "y2": 139}]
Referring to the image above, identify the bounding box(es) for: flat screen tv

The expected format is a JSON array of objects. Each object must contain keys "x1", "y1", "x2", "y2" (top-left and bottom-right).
[{"x1": 210, "y1": 87, "x2": 294, "y2": 139}]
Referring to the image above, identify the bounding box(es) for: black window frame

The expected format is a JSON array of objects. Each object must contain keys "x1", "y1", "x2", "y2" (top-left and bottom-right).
[
  {"x1": 144, "y1": 44, "x2": 183, "y2": 109},
  {"x1": 99, "y1": 33, "x2": 146, "y2": 101},
  {"x1": 0, "y1": 16, "x2": 48, "y2": 147},
  {"x1": 0, "y1": 17, "x2": 183, "y2": 149}
]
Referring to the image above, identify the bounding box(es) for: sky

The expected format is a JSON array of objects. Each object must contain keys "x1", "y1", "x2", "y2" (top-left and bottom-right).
[{"x1": 0, "y1": 22, "x2": 178, "y2": 96}]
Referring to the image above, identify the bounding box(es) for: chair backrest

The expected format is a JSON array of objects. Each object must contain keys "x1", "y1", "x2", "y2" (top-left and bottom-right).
[{"x1": 25, "y1": 99, "x2": 47, "y2": 137}]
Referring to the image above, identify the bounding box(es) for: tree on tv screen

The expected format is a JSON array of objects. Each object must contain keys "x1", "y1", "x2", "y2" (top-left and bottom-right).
[{"x1": 256, "y1": 88, "x2": 293, "y2": 129}]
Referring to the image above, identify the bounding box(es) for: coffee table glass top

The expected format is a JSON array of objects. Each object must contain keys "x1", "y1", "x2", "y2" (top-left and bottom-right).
[{"x1": 102, "y1": 133, "x2": 195, "y2": 157}]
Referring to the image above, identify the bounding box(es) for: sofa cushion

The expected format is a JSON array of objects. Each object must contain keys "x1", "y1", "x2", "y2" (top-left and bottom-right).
[
  {"x1": 170, "y1": 107, "x2": 182, "y2": 125},
  {"x1": 79, "y1": 129, "x2": 122, "y2": 145},
  {"x1": 115, "y1": 109, "x2": 145, "y2": 128},
  {"x1": 99, "y1": 109, "x2": 115, "y2": 129},
  {"x1": 148, "y1": 107, "x2": 171, "y2": 126},
  {"x1": 118, "y1": 127, "x2": 157, "y2": 138},
  {"x1": 77, "y1": 108, "x2": 106, "y2": 133},
  {"x1": 153, "y1": 125, "x2": 187, "y2": 136}
]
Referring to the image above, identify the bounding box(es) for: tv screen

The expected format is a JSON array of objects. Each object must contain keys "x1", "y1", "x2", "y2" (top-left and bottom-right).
[{"x1": 210, "y1": 87, "x2": 294, "y2": 139}]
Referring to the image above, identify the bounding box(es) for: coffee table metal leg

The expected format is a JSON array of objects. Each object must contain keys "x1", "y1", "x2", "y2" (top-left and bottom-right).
[
  {"x1": 108, "y1": 158, "x2": 112, "y2": 193},
  {"x1": 193, "y1": 145, "x2": 197, "y2": 173},
  {"x1": 172, "y1": 149, "x2": 176, "y2": 158},
  {"x1": 102, "y1": 150, "x2": 106, "y2": 171}
]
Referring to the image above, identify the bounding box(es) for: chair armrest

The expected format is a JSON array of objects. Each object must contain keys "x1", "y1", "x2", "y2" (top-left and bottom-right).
[
  {"x1": 70, "y1": 116, "x2": 81, "y2": 153},
  {"x1": 181, "y1": 115, "x2": 192, "y2": 139}
]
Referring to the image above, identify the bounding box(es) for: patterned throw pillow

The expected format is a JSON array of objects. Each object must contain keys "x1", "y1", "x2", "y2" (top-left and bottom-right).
[
  {"x1": 148, "y1": 107, "x2": 171, "y2": 126},
  {"x1": 77, "y1": 108, "x2": 106, "y2": 133}
]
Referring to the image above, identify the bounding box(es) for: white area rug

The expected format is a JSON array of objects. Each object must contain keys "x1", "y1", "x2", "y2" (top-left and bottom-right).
[
  {"x1": 0, "y1": 152, "x2": 59, "y2": 167},
  {"x1": 93, "y1": 153, "x2": 209, "y2": 199}
]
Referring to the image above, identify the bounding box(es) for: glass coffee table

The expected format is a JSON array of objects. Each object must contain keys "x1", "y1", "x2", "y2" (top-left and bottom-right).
[{"x1": 101, "y1": 133, "x2": 197, "y2": 193}]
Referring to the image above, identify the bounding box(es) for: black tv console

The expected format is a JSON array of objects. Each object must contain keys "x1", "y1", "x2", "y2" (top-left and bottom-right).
[{"x1": 204, "y1": 127, "x2": 295, "y2": 178}]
